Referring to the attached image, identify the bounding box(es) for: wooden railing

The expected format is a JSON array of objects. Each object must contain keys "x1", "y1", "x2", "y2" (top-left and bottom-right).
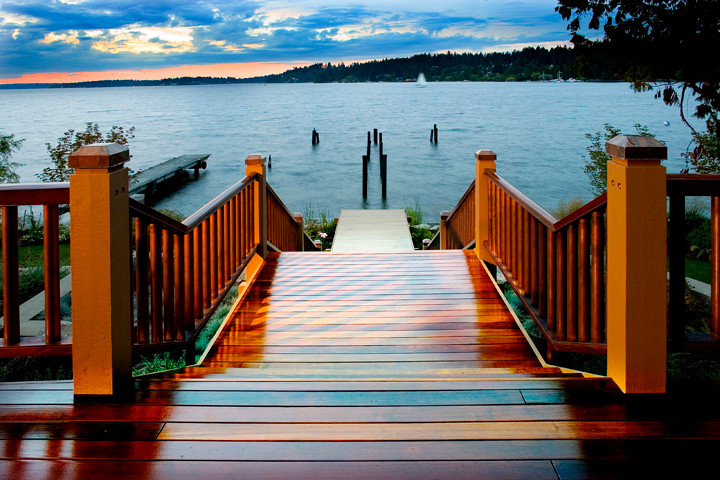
[
  {"x1": 667, "y1": 174, "x2": 720, "y2": 344},
  {"x1": 129, "y1": 174, "x2": 259, "y2": 355},
  {"x1": 427, "y1": 181, "x2": 475, "y2": 250},
  {"x1": 1, "y1": 153, "x2": 317, "y2": 361},
  {"x1": 0, "y1": 183, "x2": 71, "y2": 356},
  {"x1": 266, "y1": 185, "x2": 319, "y2": 252},
  {"x1": 485, "y1": 172, "x2": 607, "y2": 356}
]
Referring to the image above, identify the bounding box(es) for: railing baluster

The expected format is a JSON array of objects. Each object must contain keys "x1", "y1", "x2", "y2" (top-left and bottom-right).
[
  {"x1": 538, "y1": 223, "x2": 547, "y2": 317},
  {"x1": 184, "y1": 232, "x2": 195, "y2": 330},
  {"x1": 556, "y1": 230, "x2": 566, "y2": 341},
  {"x1": 149, "y1": 223, "x2": 163, "y2": 343},
  {"x1": 43, "y1": 204, "x2": 61, "y2": 344},
  {"x1": 193, "y1": 226, "x2": 203, "y2": 318},
  {"x1": 713, "y1": 196, "x2": 720, "y2": 338},
  {"x1": 511, "y1": 200, "x2": 518, "y2": 282},
  {"x1": 522, "y1": 209, "x2": 530, "y2": 295},
  {"x1": 135, "y1": 218, "x2": 150, "y2": 343},
  {"x1": 225, "y1": 202, "x2": 231, "y2": 276},
  {"x1": 591, "y1": 211, "x2": 604, "y2": 344},
  {"x1": 530, "y1": 217, "x2": 539, "y2": 307},
  {"x1": 202, "y1": 219, "x2": 211, "y2": 309},
  {"x1": 546, "y1": 228, "x2": 556, "y2": 330},
  {"x1": 2, "y1": 206, "x2": 20, "y2": 345},
  {"x1": 217, "y1": 208, "x2": 224, "y2": 293},
  {"x1": 174, "y1": 233, "x2": 184, "y2": 341},
  {"x1": 210, "y1": 213, "x2": 218, "y2": 300},
  {"x1": 162, "y1": 229, "x2": 174, "y2": 341},
  {"x1": 566, "y1": 224, "x2": 578, "y2": 342},
  {"x1": 578, "y1": 217, "x2": 590, "y2": 343},
  {"x1": 230, "y1": 197, "x2": 237, "y2": 272}
]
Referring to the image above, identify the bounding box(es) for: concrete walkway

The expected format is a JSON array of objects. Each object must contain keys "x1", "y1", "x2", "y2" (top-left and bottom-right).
[{"x1": 332, "y1": 209, "x2": 415, "y2": 252}]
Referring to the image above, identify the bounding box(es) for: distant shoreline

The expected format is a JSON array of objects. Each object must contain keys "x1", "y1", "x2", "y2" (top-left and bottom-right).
[
  {"x1": 0, "y1": 78, "x2": 619, "y2": 91},
  {"x1": 1, "y1": 47, "x2": 629, "y2": 90}
]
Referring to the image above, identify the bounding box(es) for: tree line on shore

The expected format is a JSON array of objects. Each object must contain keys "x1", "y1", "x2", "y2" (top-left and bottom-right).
[{"x1": 1, "y1": 45, "x2": 624, "y2": 90}]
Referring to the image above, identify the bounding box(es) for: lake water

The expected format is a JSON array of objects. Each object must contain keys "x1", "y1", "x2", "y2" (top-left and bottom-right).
[{"x1": 1, "y1": 82, "x2": 698, "y2": 221}]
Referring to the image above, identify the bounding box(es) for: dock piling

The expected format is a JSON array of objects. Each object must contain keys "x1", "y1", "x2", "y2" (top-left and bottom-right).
[
  {"x1": 312, "y1": 129, "x2": 320, "y2": 145},
  {"x1": 362, "y1": 153, "x2": 368, "y2": 199},
  {"x1": 268, "y1": 154, "x2": 272, "y2": 169},
  {"x1": 373, "y1": 129, "x2": 378, "y2": 145},
  {"x1": 380, "y1": 133, "x2": 387, "y2": 199},
  {"x1": 431, "y1": 124, "x2": 438, "y2": 144}
]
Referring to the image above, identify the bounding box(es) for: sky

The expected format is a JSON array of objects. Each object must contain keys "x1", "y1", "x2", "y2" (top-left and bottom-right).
[{"x1": 0, "y1": 0, "x2": 574, "y2": 84}]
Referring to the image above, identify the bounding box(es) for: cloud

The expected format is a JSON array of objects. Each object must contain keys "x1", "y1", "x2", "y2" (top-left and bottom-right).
[
  {"x1": 41, "y1": 31, "x2": 80, "y2": 44},
  {"x1": 0, "y1": 0, "x2": 574, "y2": 81},
  {"x1": 89, "y1": 26, "x2": 195, "y2": 54}
]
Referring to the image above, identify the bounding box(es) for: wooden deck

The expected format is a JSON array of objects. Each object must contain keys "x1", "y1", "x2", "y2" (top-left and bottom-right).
[
  {"x1": 332, "y1": 209, "x2": 415, "y2": 252},
  {"x1": 1, "y1": 250, "x2": 720, "y2": 478}
]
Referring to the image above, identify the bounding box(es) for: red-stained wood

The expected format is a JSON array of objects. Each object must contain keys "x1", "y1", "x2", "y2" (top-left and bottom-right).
[
  {"x1": 42, "y1": 204, "x2": 61, "y2": 344},
  {"x1": 162, "y1": 229, "x2": 175, "y2": 341},
  {"x1": 135, "y1": 218, "x2": 150, "y2": 344},
  {"x1": 149, "y1": 223, "x2": 163, "y2": 343},
  {"x1": 2, "y1": 206, "x2": 20, "y2": 346},
  {"x1": 8, "y1": 250, "x2": 716, "y2": 477}
]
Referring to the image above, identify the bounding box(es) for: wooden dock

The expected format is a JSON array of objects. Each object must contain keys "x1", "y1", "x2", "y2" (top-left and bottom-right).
[
  {"x1": 1, "y1": 250, "x2": 718, "y2": 478},
  {"x1": 129, "y1": 154, "x2": 209, "y2": 198},
  {"x1": 332, "y1": 209, "x2": 415, "y2": 252}
]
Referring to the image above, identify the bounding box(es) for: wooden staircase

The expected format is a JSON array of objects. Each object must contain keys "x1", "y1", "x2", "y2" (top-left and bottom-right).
[{"x1": 179, "y1": 250, "x2": 580, "y2": 380}]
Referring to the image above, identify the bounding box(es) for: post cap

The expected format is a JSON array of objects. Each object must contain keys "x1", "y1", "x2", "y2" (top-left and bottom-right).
[
  {"x1": 475, "y1": 150, "x2": 497, "y2": 161},
  {"x1": 293, "y1": 213, "x2": 303, "y2": 222},
  {"x1": 605, "y1": 135, "x2": 667, "y2": 161},
  {"x1": 68, "y1": 143, "x2": 130, "y2": 169},
  {"x1": 440, "y1": 210, "x2": 451, "y2": 221},
  {"x1": 245, "y1": 154, "x2": 264, "y2": 166}
]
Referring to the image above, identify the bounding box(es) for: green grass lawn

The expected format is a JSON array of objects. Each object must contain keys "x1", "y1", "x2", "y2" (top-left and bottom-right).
[{"x1": 685, "y1": 258, "x2": 711, "y2": 284}]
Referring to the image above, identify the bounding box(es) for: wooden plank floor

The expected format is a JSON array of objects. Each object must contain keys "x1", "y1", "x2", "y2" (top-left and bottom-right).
[
  {"x1": 331, "y1": 209, "x2": 415, "y2": 252},
  {"x1": 1, "y1": 250, "x2": 720, "y2": 479}
]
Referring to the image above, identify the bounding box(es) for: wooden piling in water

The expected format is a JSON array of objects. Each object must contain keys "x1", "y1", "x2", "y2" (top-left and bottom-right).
[
  {"x1": 373, "y1": 129, "x2": 378, "y2": 144},
  {"x1": 380, "y1": 134, "x2": 387, "y2": 199},
  {"x1": 268, "y1": 154, "x2": 272, "y2": 168},
  {"x1": 362, "y1": 153, "x2": 368, "y2": 199},
  {"x1": 312, "y1": 129, "x2": 320, "y2": 145},
  {"x1": 433, "y1": 124, "x2": 438, "y2": 144}
]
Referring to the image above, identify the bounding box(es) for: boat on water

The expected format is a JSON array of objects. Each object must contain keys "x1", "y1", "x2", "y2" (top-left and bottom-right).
[{"x1": 416, "y1": 72, "x2": 427, "y2": 87}]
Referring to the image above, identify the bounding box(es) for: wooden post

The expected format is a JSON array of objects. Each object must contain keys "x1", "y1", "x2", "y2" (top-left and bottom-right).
[
  {"x1": 474, "y1": 150, "x2": 497, "y2": 265},
  {"x1": 362, "y1": 153, "x2": 368, "y2": 199},
  {"x1": 293, "y1": 213, "x2": 304, "y2": 251},
  {"x1": 434, "y1": 124, "x2": 438, "y2": 144},
  {"x1": 373, "y1": 129, "x2": 378, "y2": 144},
  {"x1": 314, "y1": 239, "x2": 322, "y2": 250},
  {"x1": 245, "y1": 155, "x2": 267, "y2": 259},
  {"x1": 440, "y1": 211, "x2": 450, "y2": 250},
  {"x1": 268, "y1": 154, "x2": 272, "y2": 169},
  {"x1": 605, "y1": 135, "x2": 667, "y2": 394},
  {"x1": 379, "y1": 134, "x2": 387, "y2": 199},
  {"x1": 69, "y1": 143, "x2": 132, "y2": 400},
  {"x1": 312, "y1": 129, "x2": 319, "y2": 145},
  {"x1": 668, "y1": 193, "x2": 685, "y2": 343}
]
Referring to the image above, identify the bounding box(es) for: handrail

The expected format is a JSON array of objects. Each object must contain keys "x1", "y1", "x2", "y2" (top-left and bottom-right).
[
  {"x1": 486, "y1": 172, "x2": 557, "y2": 229},
  {"x1": 0, "y1": 182, "x2": 70, "y2": 205},
  {"x1": 0, "y1": 183, "x2": 70, "y2": 356},
  {"x1": 447, "y1": 180, "x2": 475, "y2": 222},
  {"x1": 485, "y1": 171, "x2": 607, "y2": 357},
  {"x1": 182, "y1": 174, "x2": 257, "y2": 230}
]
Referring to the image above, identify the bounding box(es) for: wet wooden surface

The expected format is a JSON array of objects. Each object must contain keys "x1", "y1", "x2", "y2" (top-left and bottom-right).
[{"x1": 1, "y1": 250, "x2": 719, "y2": 479}]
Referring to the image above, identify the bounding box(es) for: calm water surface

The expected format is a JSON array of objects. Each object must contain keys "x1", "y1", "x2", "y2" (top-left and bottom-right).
[{"x1": 1, "y1": 82, "x2": 697, "y2": 220}]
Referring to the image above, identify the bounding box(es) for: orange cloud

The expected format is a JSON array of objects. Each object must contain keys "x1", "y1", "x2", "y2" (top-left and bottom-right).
[{"x1": 0, "y1": 62, "x2": 311, "y2": 85}]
